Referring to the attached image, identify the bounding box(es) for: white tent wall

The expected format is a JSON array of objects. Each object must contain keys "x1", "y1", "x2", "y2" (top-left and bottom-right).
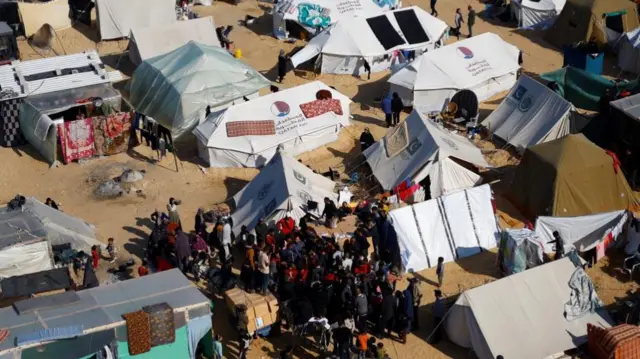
[
  {"x1": 388, "y1": 184, "x2": 499, "y2": 273},
  {"x1": 482, "y1": 75, "x2": 573, "y2": 150},
  {"x1": 510, "y1": 0, "x2": 564, "y2": 29},
  {"x1": 446, "y1": 258, "x2": 611, "y2": 359},
  {"x1": 618, "y1": 28, "x2": 640, "y2": 74},
  {"x1": 319, "y1": 53, "x2": 405, "y2": 76},
  {"x1": 430, "y1": 158, "x2": 482, "y2": 198},
  {"x1": 18, "y1": 0, "x2": 72, "y2": 37},
  {"x1": 535, "y1": 210, "x2": 628, "y2": 253},
  {"x1": 96, "y1": 0, "x2": 177, "y2": 40},
  {"x1": 128, "y1": 17, "x2": 220, "y2": 65},
  {"x1": 0, "y1": 241, "x2": 53, "y2": 279}
]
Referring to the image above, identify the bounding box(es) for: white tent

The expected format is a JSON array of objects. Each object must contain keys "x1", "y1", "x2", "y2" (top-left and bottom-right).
[
  {"x1": 96, "y1": 0, "x2": 177, "y2": 40},
  {"x1": 290, "y1": 6, "x2": 448, "y2": 75},
  {"x1": 510, "y1": 0, "x2": 565, "y2": 29},
  {"x1": 446, "y1": 257, "x2": 612, "y2": 359},
  {"x1": 18, "y1": 0, "x2": 71, "y2": 37},
  {"x1": 535, "y1": 210, "x2": 628, "y2": 253},
  {"x1": 231, "y1": 152, "x2": 338, "y2": 235},
  {"x1": 194, "y1": 81, "x2": 352, "y2": 168},
  {"x1": 364, "y1": 110, "x2": 489, "y2": 196},
  {"x1": 618, "y1": 27, "x2": 640, "y2": 74},
  {"x1": 128, "y1": 41, "x2": 271, "y2": 138},
  {"x1": 482, "y1": 75, "x2": 574, "y2": 151},
  {"x1": 128, "y1": 17, "x2": 220, "y2": 65},
  {"x1": 0, "y1": 197, "x2": 101, "y2": 279},
  {"x1": 272, "y1": 0, "x2": 391, "y2": 37},
  {"x1": 388, "y1": 33, "x2": 520, "y2": 111},
  {"x1": 388, "y1": 184, "x2": 499, "y2": 272}
]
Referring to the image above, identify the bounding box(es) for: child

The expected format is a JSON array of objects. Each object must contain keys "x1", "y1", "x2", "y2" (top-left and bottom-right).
[
  {"x1": 138, "y1": 259, "x2": 149, "y2": 277},
  {"x1": 376, "y1": 342, "x2": 387, "y2": 359},
  {"x1": 436, "y1": 257, "x2": 444, "y2": 288},
  {"x1": 91, "y1": 245, "x2": 99, "y2": 269},
  {"x1": 212, "y1": 334, "x2": 223, "y2": 359},
  {"x1": 238, "y1": 330, "x2": 251, "y2": 359},
  {"x1": 356, "y1": 330, "x2": 369, "y2": 359},
  {"x1": 106, "y1": 238, "x2": 117, "y2": 263}
]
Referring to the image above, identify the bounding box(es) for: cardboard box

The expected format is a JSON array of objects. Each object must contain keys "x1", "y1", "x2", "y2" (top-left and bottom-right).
[{"x1": 254, "y1": 302, "x2": 270, "y2": 318}]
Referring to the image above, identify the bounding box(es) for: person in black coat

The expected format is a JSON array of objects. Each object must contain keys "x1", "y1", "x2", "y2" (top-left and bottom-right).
[
  {"x1": 377, "y1": 289, "x2": 396, "y2": 338},
  {"x1": 277, "y1": 50, "x2": 288, "y2": 83},
  {"x1": 359, "y1": 128, "x2": 375, "y2": 152},
  {"x1": 391, "y1": 92, "x2": 403, "y2": 126},
  {"x1": 255, "y1": 218, "x2": 268, "y2": 243}
]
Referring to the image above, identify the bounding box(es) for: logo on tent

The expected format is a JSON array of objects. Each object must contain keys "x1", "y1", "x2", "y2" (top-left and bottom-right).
[
  {"x1": 456, "y1": 47, "x2": 474, "y2": 59},
  {"x1": 512, "y1": 86, "x2": 528, "y2": 101},
  {"x1": 271, "y1": 101, "x2": 290, "y2": 117},
  {"x1": 440, "y1": 137, "x2": 459, "y2": 151},
  {"x1": 293, "y1": 170, "x2": 307, "y2": 185},
  {"x1": 518, "y1": 96, "x2": 534, "y2": 112},
  {"x1": 258, "y1": 182, "x2": 273, "y2": 200},
  {"x1": 297, "y1": 190, "x2": 312, "y2": 204},
  {"x1": 263, "y1": 198, "x2": 277, "y2": 217},
  {"x1": 406, "y1": 138, "x2": 423, "y2": 156}
]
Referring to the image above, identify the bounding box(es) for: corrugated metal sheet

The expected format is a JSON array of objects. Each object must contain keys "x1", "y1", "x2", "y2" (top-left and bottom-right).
[{"x1": 0, "y1": 51, "x2": 123, "y2": 101}]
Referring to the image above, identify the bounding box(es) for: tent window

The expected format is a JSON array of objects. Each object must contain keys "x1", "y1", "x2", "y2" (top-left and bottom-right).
[
  {"x1": 604, "y1": 12, "x2": 625, "y2": 34},
  {"x1": 366, "y1": 15, "x2": 406, "y2": 50}
]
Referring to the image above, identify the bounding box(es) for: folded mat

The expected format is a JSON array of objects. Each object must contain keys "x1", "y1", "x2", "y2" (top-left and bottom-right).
[
  {"x1": 123, "y1": 310, "x2": 151, "y2": 355},
  {"x1": 143, "y1": 303, "x2": 175, "y2": 346}
]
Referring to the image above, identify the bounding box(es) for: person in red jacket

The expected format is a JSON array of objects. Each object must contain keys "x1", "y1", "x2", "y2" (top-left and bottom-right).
[{"x1": 277, "y1": 215, "x2": 295, "y2": 236}]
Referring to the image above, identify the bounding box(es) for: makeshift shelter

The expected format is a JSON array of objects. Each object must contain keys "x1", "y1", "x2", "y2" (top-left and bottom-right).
[
  {"x1": 605, "y1": 93, "x2": 640, "y2": 181},
  {"x1": 510, "y1": 0, "x2": 566, "y2": 29},
  {"x1": 364, "y1": 110, "x2": 489, "y2": 196},
  {"x1": 588, "y1": 323, "x2": 640, "y2": 359},
  {"x1": 231, "y1": 152, "x2": 338, "y2": 235},
  {"x1": 272, "y1": 0, "x2": 392, "y2": 38},
  {"x1": 388, "y1": 33, "x2": 520, "y2": 111},
  {"x1": 498, "y1": 228, "x2": 544, "y2": 275},
  {"x1": 194, "y1": 81, "x2": 351, "y2": 168},
  {"x1": 290, "y1": 6, "x2": 448, "y2": 75},
  {"x1": 128, "y1": 17, "x2": 220, "y2": 65},
  {"x1": 0, "y1": 197, "x2": 100, "y2": 279},
  {"x1": 0, "y1": 269, "x2": 214, "y2": 359},
  {"x1": 0, "y1": 267, "x2": 72, "y2": 298},
  {"x1": 0, "y1": 1, "x2": 20, "y2": 35},
  {"x1": 129, "y1": 41, "x2": 271, "y2": 138},
  {"x1": 541, "y1": 66, "x2": 640, "y2": 111},
  {"x1": 388, "y1": 184, "x2": 499, "y2": 272},
  {"x1": 482, "y1": 75, "x2": 578, "y2": 151},
  {"x1": 18, "y1": 0, "x2": 71, "y2": 37},
  {"x1": 509, "y1": 134, "x2": 639, "y2": 218},
  {"x1": 96, "y1": 0, "x2": 177, "y2": 40},
  {"x1": 618, "y1": 27, "x2": 640, "y2": 74},
  {"x1": 446, "y1": 257, "x2": 612, "y2": 359},
  {"x1": 535, "y1": 210, "x2": 628, "y2": 254},
  {"x1": 545, "y1": 0, "x2": 639, "y2": 48}
]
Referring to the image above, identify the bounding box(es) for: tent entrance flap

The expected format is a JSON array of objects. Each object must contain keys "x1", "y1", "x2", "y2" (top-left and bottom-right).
[
  {"x1": 366, "y1": 15, "x2": 406, "y2": 50},
  {"x1": 394, "y1": 9, "x2": 429, "y2": 44}
]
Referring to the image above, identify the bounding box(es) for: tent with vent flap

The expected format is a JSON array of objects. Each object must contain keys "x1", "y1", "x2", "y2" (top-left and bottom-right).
[
  {"x1": 193, "y1": 81, "x2": 351, "y2": 168},
  {"x1": 230, "y1": 152, "x2": 338, "y2": 235},
  {"x1": 364, "y1": 109, "x2": 489, "y2": 198},
  {"x1": 388, "y1": 184, "x2": 499, "y2": 273},
  {"x1": 290, "y1": 6, "x2": 448, "y2": 75}
]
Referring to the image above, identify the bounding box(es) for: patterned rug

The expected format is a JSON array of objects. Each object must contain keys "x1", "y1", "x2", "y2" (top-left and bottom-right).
[
  {"x1": 143, "y1": 303, "x2": 175, "y2": 346},
  {"x1": 123, "y1": 310, "x2": 151, "y2": 355},
  {"x1": 92, "y1": 112, "x2": 132, "y2": 156},
  {"x1": 299, "y1": 99, "x2": 343, "y2": 118},
  {"x1": 58, "y1": 119, "x2": 95, "y2": 164},
  {"x1": 384, "y1": 121, "x2": 409, "y2": 158},
  {"x1": 226, "y1": 120, "x2": 276, "y2": 137}
]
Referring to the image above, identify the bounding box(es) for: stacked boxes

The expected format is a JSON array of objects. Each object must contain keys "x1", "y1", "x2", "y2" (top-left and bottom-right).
[{"x1": 224, "y1": 288, "x2": 280, "y2": 333}]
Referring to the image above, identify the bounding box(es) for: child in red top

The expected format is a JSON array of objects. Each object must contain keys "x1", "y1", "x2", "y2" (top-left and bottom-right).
[
  {"x1": 91, "y1": 245, "x2": 99, "y2": 269},
  {"x1": 276, "y1": 215, "x2": 295, "y2": 235}
]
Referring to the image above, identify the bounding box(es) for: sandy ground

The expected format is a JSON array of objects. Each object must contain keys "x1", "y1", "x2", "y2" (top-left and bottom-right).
[{"x1": 3, "y1": 0, "x2": 639, "y2": 358}]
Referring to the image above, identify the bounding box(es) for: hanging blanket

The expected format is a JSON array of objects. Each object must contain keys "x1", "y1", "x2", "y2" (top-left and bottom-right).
[
  {"x1": 384, "y1": 121, "x2": 409, "y2": 158},
  {"x1": 92, "y1": 112, "x2": 132, "y2": 156},
  {"x1": 142, "y1": 303, "x2": 175, "y2": 346},
  {"x1": 226, "y1": 120, "x2": 275, "y2": 137},
  {"x1": 123, "y1": 310, "x2": 151, "y2": 355},
  {"x1": 564, "y1": 267, "x2": 604, "y2": 321},
  {"x1": 300, "y1": 99, "x2": 343, "y2": 118},
  {"x1": 58, "y1": 119, "x2": 95, "y2": 163},
  {"x1": 0, "y1": 98, "x2": 26, "y2": 147}
]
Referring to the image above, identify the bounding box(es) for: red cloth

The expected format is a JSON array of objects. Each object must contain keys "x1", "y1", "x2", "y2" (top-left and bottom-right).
[
  {"x1": 605, "y1": 150, "x2": 622, "y2": 174},
  {"x1": 277, "y1": 217, "x2": 295, "y2": 235},
  {"x1": 299, "y1": 99, "x2": 343, "y2": 118},
  {"x1": 91, "y1": 249, "x2": 99, "y2": 269},
  {"x1": 354, "y1": 264, "x2": 370, "y2": 275},
  {"x1": 226, "y1": 120, "x2": 275, "y2": 137},
  {"x1": 398, "y1": 184, "x2": 420, "y2": 201},
  {"x1": 58, "y1": 119, "x2": 95, "y2": 164},
  {"x1": 284, "y1": 267, "x2": 298, "y2": 282},
  {"x1": 138, "y1": 266, "x2": 149, "y2": 277},
  {"x1": 299, "y1": 268, "x2": 309, "y2": 282},
  {"x1": 157, "y1": 257, "x2": 173, "y2": 271}
]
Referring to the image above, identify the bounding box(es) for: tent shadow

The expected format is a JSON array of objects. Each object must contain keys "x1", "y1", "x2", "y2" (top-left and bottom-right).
[
  {"x1": 261, "y1": 46, "x2": 304, "y2": 84},
  {"x1": 223, "y1": 176, "x2": 251, "y2": 198},
  {"x1": 243, "y1": 5, "x2": 276, "y2": 38},
  {"x1": 101, "y1": 52, "x2": 137, "y2": 78},
  {"x1": 10, "y1": 144, "x2": 49, "y2": 165},
  {"x1": 352, "y1": 73, "x2": 391, "y2": 108},
  {"x1": 123, "y1": 237, "x2": 148, "y2": 262},
  {"x1": 599, "y1": 250, "x2": 636, "y2": 284},
  {"x1": 454, "y1": 249, "x2": 501, "y2": 279},
  {"x1": 326, "y1": 137, "x2": 363, "y2": 176},
  {"x1": 71, "y1": 22, "x2": 100, "y2": 44},
  {"x1": 512, "y1": 28, "x2": 561, "y2": 54}
]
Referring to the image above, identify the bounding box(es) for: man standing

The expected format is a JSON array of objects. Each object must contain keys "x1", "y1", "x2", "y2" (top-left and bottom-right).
[
  {"x1": 550, "y1": 231, "x2": 565, "y2": 260},
  {"x1": 257, "y1": 243, "x2": 270, "y2": 295},
  {"x1": 354, "y1": 287, "x2": 368, "y2": 332},
  {"x1": 430, "y1": 0, "x2": 438, "y2": 17},
  {"x1": 175, "y1": 228, "x2": 190, "y2": 272},
  {"x1": 380, "y1": 94, "x2": 392, "y2": 128},
  {"x1": 436, "y1": 257, "x2": 444, "y2": 288},
  {"x1": 277, "y1": 50, "x2": 288, "y2": 83},
  {"x1": 467, "y1": 6, "x2": 476, "y2": 37},
  {"x1": 454, "y1": 8, "x2": 464, "y2": 40},
  {"x1": 409, "y1": 278, "x2": 422, "y2": 329},
  {"x1": 430, "y1": 290, "x2": 445, "y2": 344},
  {"x1": 391, "y1": 93, "x2": 403, "y2": 126}
]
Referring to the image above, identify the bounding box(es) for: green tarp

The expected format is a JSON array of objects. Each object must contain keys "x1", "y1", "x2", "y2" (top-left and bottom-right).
[{"x1": 540, "y1": 67, "x2": 640, "y2": 111}]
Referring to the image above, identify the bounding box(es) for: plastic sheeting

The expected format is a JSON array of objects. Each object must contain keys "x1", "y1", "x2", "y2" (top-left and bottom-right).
[
  {"x1": 482, "y1": 75, "x2": 574, "y2": 151},
  {"x1": 510, "y1": 0, "x2": 565, "y2": 29},
  {"x1": 96, "y1": 0, "x2": 177, "y2": 40},
  {"x1": 186, "y1": 315, "x2": 212, "y2": 359},
  {"x1": 128, "y1": 41, "x2": 271, "y2": 138},
  {"x1": 498, "y1": 228, "x2": 544, "y2": 275},
  {"x1": 388, "y1": 184, "x2": 499, "y2": 273},
  {"x1": 535, "y1": 210, "x2": 628, "y2": 253},
  {"x1": 618, "y1": 27, "x2": 640, "y2": 74},
  {"x1": 18, "y1": 0, "x2": 72, "y2": 37},
  {"x1": 0, "y1": 241, "x2": 53, "y2": 279}
]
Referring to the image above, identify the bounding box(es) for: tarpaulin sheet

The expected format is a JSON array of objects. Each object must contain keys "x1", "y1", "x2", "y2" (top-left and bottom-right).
[{"x1": 13, "y1": 291, "x2": 80, "y2": 314}]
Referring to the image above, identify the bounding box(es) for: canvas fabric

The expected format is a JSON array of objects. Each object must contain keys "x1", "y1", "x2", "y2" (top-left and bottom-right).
[
  {"x1": 0, "y1": 98, "x2": 26, "y2": 147},
  {"x1": 384, "y1": 121, "x2": 409, "y2": 158}
]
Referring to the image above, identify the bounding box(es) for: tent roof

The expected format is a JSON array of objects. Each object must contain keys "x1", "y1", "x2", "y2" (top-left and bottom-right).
[
  {"x1": 364, "y1": 110, "x2": 489, "y2": 190},
  {"x1": 482, "y1": 75, "x2": 574, "y2": 149},
  {"x1": 231, "y1": 152, "x2": 337, "y2": 234},
  {"x1": 610, "y1": 92, "x2": 640, "y2": 121},
  {"x1": 194, "y1": 81, "x2": 351, "y2": 154},
  {"x1": 0, "y1": 21, "x2": 12, "y2": 36},
  {"x1": 0, "y1": 269, "x2": 210, "y2": 354},
  {"x1": 516, "y1": 0, "x2": 565, "y2": 11},
  {"x1": 0, "y1": 197, "x2": 99, "y2": 251},
  {"x1": 274, "y1": 0, "x2": 388, "y2": 27},
  {"x1": 96, "y1": 0, "x2": 177, "y2": 40},
  {"x1": 624, "y1": 27, "x2": 640, "y2": 48},
  {"x1": 451, "y1": 257, "x2": 611, "y2": 359},
  {"x1": 526, "y1": 133, "x2": 609, "y2": 171},
  {"x1": 128, "y1": 41, "x2": 271, "y2": 138},
  {"x1": 129, "y1": 17, "x2": 220, "y2": 64},
  {"x1": 388, "y1": 33, "x2": 520, "y2": 91}
]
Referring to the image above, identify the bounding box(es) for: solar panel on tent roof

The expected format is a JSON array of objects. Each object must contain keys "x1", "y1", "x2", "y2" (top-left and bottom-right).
[
  {"x1": 394, "y1": 9, "x2": 429, "y2": 45},
  {"x1": 366, "y1": 15, "x2": 406, "y2": 50}
]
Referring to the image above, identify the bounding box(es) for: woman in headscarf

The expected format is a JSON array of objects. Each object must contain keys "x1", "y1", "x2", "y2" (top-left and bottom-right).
[
  {"x1": 83, "y1": 258, "x2": 99, "y2": 289},
  {"x1": 195, "y1": 208, "x2": 207, "y2": 236},
  {"x1": 277, "y1": 50, "x2": 288, "y2": 83}
]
